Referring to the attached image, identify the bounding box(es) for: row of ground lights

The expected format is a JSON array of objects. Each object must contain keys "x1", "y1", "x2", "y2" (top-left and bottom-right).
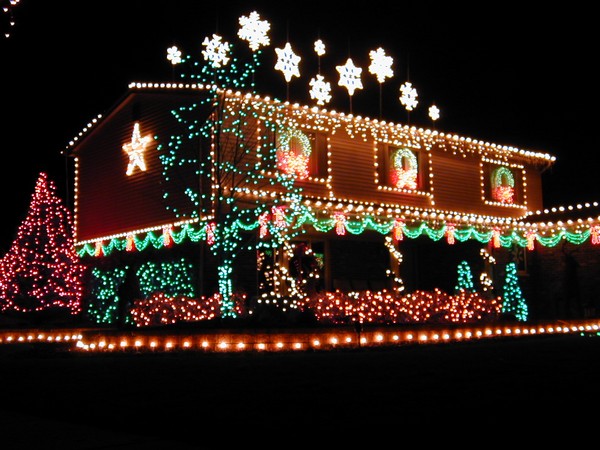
[
  {"x1": 74, "y1": 322, "x2": 600, "y2": 353},
  {"x1": 0, "y1": 332, "x2": 83, "y2": 344}
]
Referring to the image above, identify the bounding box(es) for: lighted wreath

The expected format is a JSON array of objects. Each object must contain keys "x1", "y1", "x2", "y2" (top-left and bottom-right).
[
  {"x1": 390, "y1": 148, "x2": 418, "y2": 189},
  {"x1": 491, "y1": 166, "x2": 515, "y2": 203},
  {"x1": 277, "y1": 128, "x2": 312, "y2": 179}
]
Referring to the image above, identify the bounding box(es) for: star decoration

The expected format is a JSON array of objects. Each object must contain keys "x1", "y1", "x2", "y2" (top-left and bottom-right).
[
  {"x1": 429, "y1": 104, "x2": 440, "y2": 121},
  {"x1": 166, "y1": 46, "x2": 182, "y2": 65},
  {"x1": 202, "y1": 34, "x2": 230, "y2": 68},
  {"x1": 123, "y1": 122, "x2": 152, "y2": 176},
  {"x1": 368, "y1": 47, "x2": 394, "y2": 83},
  {"x1": 309, "y1": 74, "x2": 332, "y2": 105},
  {"x1": 336, "y1": 58, "x2": 363, "y2": 96},
  {"x1": 238, "y1": 11, "x2": 270, "y2": 51},
  {"x1": 274, "y1": 42, "x2": 301, "y2": 82},
  {"x1": 314, "y1": 39, "x2": 326, "y2": 56},
  {"x1": 399, "y1": 81, "x2": 419, "y2": 111}
]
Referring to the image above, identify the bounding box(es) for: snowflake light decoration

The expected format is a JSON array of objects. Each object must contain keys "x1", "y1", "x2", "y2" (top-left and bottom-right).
[
  {"x1": 429, "y1": 104, "x2": 440, "y2": 121},
  {"x1": 274, "y1": 42, "x2": 301, "y2": 82},
  {"x1": 202, "y1": 34, "x2": 230, "y2": 68},
  {"x1": 314, "y1": 39, "x2": 326, "y2": 56},
  {"x1": 167, "y1": 46, "x2": 182, "y2": 65},
  {"x1": 336, "y1": 58, "x2": 363, "y2": 96},
  {"x1": 368, "y1": 47, "x2": 394, "y2": 83},
  {"x1": 309, "y1": 74, "x2": 332, "y2": 105},
  {"x1": 238, "y1": 11, "x2": 270, "y2": 51},
  {"x1": 399, "y1": 81, "x2": 418, "y2": 111}
]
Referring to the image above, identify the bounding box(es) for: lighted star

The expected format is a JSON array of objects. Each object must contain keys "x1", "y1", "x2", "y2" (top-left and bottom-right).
[
  {"x1": 309, "y1": 74, "x2": 332, "y2": 105},
  {"x1": 399, "y1": 81, "x2": 419, "y2": 111},
  {"x1": 238, "y1": 11, "x2": 270, "y2": 51},
  {"x1": 429, "y1": 104, "x2": 440, "y2": 121},
  {"x1": 368, "y1": 47, "x2": 394, "y2": 83},
  {"x1": 123, "y1": 122, "x2": 152, "y2": 176},
  {"x1": 167, "y1": 45, "x2": 182, "y2": 65},
  {"x1": 274, "y1": 42, "x2": 301, "y2": 82},
  {"x1": 336, "y1": 58, "x2": 363, "y2": 96},
  {"x1": 314, "y1": 39, "x2": 326, "y2": 56},
  {"x1": 202, "y1": 34, "x2": 230, "y2": 68}
]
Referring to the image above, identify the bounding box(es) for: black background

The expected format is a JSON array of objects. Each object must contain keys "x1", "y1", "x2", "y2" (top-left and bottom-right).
[{"x1": 1, "y1": 1, "x2": 596, "y2": 251}]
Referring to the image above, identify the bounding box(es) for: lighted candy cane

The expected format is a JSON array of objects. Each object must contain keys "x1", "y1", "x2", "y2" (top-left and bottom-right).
[
  {"x1": 206, "y1": 222, "x2": 216, "y2": 246},
  {"x1": 258, "y1": 211, "x2": 270, "y2": 238},
  {"x1": 271, "y1": 205, "x2": 287, "y2": 228},
  {"x1": 126, "y1": 233, "x2": 135, "y2": 252},
  {"x1": 446, "y1": 223, "x2": 456, "y2": 245},
  {"x1": 94, "y1": 241, "x2": 104, "y2": 257},
  {"x1": 492, "y1": 227, "x2": 501, "y2": 248},
  {"x1": 162, "y1": 225, "x2": 173, "y2": 247},
  {"x1": 592, "y1": 225, "x2": 600, "y2": 245},
  {"x1": 526, "y1": 230, "x2": 535, "y2": 250},
  {"x1": 334, "y1": 212, "x2": 347, "y2": 235},
  {"x1": 393, "y1": 218, "x2": 404, "y2": 241}
]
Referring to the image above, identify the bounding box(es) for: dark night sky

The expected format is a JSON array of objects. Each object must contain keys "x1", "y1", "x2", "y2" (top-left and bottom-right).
[{"x1": 0, "y1": 1, "x2": 597, "y2": 252}]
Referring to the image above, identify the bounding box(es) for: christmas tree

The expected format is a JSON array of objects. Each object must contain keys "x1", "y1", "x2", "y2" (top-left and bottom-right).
[
  {"x1": 0, "y1": 172, "x2": 85, "y2": 316},
  {"x1": 160, "y1": 13, "x2": 308, "y2": 317},
  {"x1": 454, "y1": 260, "x2": 475, "y2": 293},
  {"x1": 501, "y1": 261, "x2": 528, "y2": 321}
]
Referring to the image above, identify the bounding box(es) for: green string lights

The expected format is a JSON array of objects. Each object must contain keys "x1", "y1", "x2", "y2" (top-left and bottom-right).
[
  {"x1": 76, "y1": 213, "x2": 597, "y2": 259},
  {"x1": 87, "y1": 267, "x2": 127, "y2": 324},
  {"x1": 455, "y1": 261, "x2": 475, "y2": 293},
  {"x1": 136, "y1": 259, "x2": 196, "y2": 299},
  {"x1": 501, "y1": 262, "x2": 528, "y2": 322},
  {"x1": 153, "y1": 19, "x2": 312, "y2": 318}
]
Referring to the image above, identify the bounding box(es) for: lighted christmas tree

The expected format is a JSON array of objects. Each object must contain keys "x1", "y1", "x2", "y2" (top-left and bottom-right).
[
  {"x1": 454, "y1": 260, "x2": 475, "y2": 293},
  {"x1": 0, "y1": 172, "x2": 85, "y2": 315},
  {"x1": 159, "y1": 12, "x2": 309, "y2": 317},
  {"x1": 500, "y1": 261, "x2": 528, "y2": 321}
]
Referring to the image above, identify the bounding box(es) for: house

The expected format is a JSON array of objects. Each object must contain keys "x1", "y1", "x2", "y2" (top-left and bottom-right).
[{"x1": 67, "y1": 81, "x2": 598, "y2": 324}]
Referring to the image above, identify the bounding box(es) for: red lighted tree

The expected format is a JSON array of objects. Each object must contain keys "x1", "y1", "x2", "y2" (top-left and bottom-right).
[{"x1": 0, "y1": 172, "x2": 84, "y2": 315}]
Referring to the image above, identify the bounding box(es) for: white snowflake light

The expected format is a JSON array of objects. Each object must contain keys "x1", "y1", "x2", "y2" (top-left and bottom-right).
[
  {"x1": 399, "y1": 81, "x2": 419, "y2": 111},
  {"x1": 238, "y1": 11, "x2": 270, "y2": 51},
  {"x1": 336, "y1": 58, "x2": 363, "y2": 96},
  {"x1": 309, "y1": 74, "x2": 332, "y2": 105},
  {"x1": 166, "y1": 46, "x2": 182, "y2": 65},
  {"x1": 202, "y1": 34, "x2": 230, "y2": 68},
  {"x1": 429, "y1": 104, "x2": 440, "y2": 121},
  {"x1": 368, "y1": 47, "x2": 394, "y2": 83},
  {"x1": 274, "y1": 42, "x2": 301, "y2": 82},
  {"x1": 314, "y1": 39, "x2": 326, "y2": 56}
]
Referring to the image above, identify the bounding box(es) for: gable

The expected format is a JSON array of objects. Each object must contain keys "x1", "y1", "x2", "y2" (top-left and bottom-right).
[{"x1": 73, "y1": 90, "x2": 212, "y2": 243}]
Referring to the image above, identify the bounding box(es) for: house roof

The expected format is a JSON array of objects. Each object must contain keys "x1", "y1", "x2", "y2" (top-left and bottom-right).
[{"x1": 65, "y1": 81, "x2": 557, "y2": 170}]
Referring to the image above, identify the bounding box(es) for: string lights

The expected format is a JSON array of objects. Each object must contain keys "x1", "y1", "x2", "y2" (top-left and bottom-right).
[
  {"x1": 0, "y1": 173, "x2": 84, "y2": 314},
  {"x1": 60, "y1": 10, "x2": 597, "y2": 332}
]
